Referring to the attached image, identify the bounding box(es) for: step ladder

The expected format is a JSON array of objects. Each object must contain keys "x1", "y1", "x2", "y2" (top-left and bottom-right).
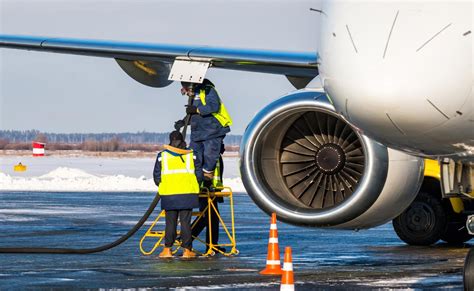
[{"x1": 139, "y1": 186, "x2": 238, "y2": 257}]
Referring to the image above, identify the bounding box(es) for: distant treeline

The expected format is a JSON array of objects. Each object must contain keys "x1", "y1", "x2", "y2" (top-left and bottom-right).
[{"x1": 0, "y1": 130, "x2": 242, "y2": 151}]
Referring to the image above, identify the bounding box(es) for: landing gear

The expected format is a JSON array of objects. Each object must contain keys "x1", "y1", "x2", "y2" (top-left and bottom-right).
[
  {"x1": 464, "y1": 248, "x2": 474, "y2": 291},
  {"x1": 393, "y1": 188, "x2": 473, "y2": 245},
  {"x1": 393, "y1": 192, "x2": 447, "y2": 246},
  {"x1": 441, "y1": 220, "x2": 472, "y2": 244}
]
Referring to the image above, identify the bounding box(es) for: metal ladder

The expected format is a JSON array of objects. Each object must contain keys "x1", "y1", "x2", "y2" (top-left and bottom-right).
[{"x1": 139, "y1": 187, "x2": 238, "y2": 257}]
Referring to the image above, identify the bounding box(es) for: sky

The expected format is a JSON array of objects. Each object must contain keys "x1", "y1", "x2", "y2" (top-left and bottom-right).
[{"x1": 0, "y1": 0, "x2": 320, "y2": 134}]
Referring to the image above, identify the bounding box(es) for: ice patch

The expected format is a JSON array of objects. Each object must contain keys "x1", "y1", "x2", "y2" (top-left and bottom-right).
[
  {"x1": 52, "y1": 278, "x2": 76, "y2": 282},
  {"x1": 0, "y1": 206, "x2": 97, "y2": 216},
  {"x1": 363, "y1": 276, "x2": 424, "y2": 286},
  {"x1": 363, "y1": 274, "x2": 461, "y2": 287},
  {"x1": 117, "y1": 220, "x2": 156, "y2": 226},
  {"x1": 335, "y1": 255, "x2": 369, "y2": 260},
  {"x1": 176, "y1": 281, "x2": 279, "y2": 290},
  {"x1": 0, "y1": 215, "x2": 39, "y2": 222}
]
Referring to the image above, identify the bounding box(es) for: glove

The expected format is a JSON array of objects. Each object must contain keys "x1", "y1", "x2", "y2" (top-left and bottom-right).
[
  {"x1": 174, "y1": 119, "x2": 185, "y2": 131},
  {"x1": 186, "y1": 105, "x2": 198, "y2": 115}
]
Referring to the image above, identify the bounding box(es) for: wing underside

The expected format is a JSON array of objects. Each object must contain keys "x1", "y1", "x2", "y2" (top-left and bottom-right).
[{"x1": 0, "y1": 35, "x2": 319, "y2": 85}]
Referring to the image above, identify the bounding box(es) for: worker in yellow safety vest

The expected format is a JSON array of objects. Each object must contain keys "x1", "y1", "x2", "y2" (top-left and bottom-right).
[
  {"x1": 175, "y1": 78, "x2": 232, "y2": 189},
  {"x1": 153, "y1": 131, "x2": 200, "y2": 258}
]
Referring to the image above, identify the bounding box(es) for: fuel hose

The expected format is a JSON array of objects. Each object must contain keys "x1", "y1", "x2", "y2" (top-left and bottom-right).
[
  {"x1": 0, "y1": 193, "x2": 160, "y2": 254},
  {"x1": 181, "y1": 92, "x2": 194, "y2": 139},
  {"x1": 1, "y1": 87, "x2": 195, "y2": 254}
]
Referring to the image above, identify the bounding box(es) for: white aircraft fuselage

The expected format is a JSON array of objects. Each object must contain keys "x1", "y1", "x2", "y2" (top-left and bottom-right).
[{"x1": 318, "y1": 0, "x2": 473, "y2": 160}]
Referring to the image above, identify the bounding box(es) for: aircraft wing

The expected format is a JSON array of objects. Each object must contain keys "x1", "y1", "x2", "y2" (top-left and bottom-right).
[{"x1": 0, "y1": 34, "x2": 318, "y2": 87}]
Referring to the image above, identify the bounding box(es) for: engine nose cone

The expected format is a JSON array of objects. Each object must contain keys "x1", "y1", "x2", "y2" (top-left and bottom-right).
[{"x1": 315, "y1": 144, "x2": 345, "y2": 174}]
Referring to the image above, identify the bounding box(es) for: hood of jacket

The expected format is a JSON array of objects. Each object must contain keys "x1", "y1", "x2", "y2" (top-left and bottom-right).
[{"x1": 163, "y1": 144, "x2": 192, "y2": 156}]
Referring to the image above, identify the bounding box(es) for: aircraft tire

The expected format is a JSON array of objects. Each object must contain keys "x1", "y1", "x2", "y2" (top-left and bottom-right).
[
  {"x1": 393, "y1": 191, "x2": 447, "y2": 246},
  {"x1": 464, "y1": 248, "x2": 474, "y2": 291}
]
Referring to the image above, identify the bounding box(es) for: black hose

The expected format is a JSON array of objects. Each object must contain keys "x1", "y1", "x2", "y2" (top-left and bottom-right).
[
  {"x1": 0, "y1": 193, "x2": 160, "y2": 254},
  {"x1": 181, "y1": 94, "x2": 194, "y2": 139}
]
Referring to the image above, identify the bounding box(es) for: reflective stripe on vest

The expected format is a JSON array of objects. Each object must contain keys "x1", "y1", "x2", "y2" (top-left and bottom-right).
[
  {"x1": 199, "y1": 89, "x2": 233, "y2": 127},
  {"x1": 158, "y1": 151, "x2": 200, "y2": 195},
  {"x1": 213, "y1": 158, "x2": 223, "y2": 187}
]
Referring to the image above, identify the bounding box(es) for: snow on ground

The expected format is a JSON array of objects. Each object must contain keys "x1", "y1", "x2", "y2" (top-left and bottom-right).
[{"x1": 0, "y1": 156, "x2": 245, "y2": 192}]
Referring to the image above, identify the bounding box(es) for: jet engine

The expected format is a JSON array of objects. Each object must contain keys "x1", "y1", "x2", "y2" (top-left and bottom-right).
[
  {"x1": 115, "y1": 59, "x2": 173, "y2": 88},
  {"x1": 240, "y1": 89, "x2": 425, "y2": 229}
]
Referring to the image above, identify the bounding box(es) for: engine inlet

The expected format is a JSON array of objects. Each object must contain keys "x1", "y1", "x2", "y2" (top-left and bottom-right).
[
  {"x1": 240, "y1": 90, "x2": 390, "y2": 226},
  {"x1": 280, "y1": 112, "x2": 364, "y2": 209}
]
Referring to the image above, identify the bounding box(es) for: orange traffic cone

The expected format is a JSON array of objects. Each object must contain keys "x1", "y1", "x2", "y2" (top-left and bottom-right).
[
  {"x1": 260, "y1": 213, "x2": 283, "y2": 275},
  {"x1": 280, "y1": 246, "x2": 295, "y2": 291}
]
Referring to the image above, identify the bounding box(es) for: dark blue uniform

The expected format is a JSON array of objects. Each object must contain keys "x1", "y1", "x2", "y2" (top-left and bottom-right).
[{"x1": 190, "y1": 84, "x2": 230, "y2": 180}]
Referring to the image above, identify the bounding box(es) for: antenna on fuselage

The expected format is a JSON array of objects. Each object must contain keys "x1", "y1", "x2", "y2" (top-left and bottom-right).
[{"x1": 309, "y1": 7, "x2": 327, "y2": 16}]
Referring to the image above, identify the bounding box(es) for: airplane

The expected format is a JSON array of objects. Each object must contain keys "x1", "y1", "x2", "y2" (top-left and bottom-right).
[{"x1": 0, "y1": 0, "x2": 473, "y2": 285}]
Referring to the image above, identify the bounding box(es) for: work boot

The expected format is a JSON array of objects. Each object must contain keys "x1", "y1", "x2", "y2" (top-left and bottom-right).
[
  {"x1": 182, "y1": 248, "x2": 196, "y2": 258},
  {"x1": 158, "y1": 247, "x2": 172, "y2": 258}
]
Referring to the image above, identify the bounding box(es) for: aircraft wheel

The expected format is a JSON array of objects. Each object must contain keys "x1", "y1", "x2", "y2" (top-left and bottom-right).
[
  {"x1": 464, "y1": 248, "x2": 474, "y2": 290},
  {"x1": 393, "y1": 192, "x2": 447, "y2": 246}
]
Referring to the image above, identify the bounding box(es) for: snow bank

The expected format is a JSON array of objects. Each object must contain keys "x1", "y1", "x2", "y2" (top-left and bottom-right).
[
  {"x1": 222, "y1": 177, "x2": 246, "y2": 193},
  {"x1": 0, "y1": 167, "x2": 246, "y2": 193},
  {"x1": 40, "y1": 167, "x2": 97, "y2": 179}
]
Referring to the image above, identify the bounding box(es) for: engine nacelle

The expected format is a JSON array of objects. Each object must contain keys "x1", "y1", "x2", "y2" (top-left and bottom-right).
[
  {"x1": 115, "y1": 59, "x2": 173, "y2": 88},
  {"x1": 240, "y1": 89, "x2": 424, "y2": 229}
]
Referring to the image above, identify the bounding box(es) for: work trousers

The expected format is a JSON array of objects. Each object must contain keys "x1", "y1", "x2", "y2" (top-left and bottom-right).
[
  {"x1": 190, "y1": 136, "x2": 224, "y2": 182},
  {"x1": 191, "y1": 198, "x2": 220, "y2": 246},
  {"x1": 165, "y1": 209, "x2": 192, "y2": 250}
]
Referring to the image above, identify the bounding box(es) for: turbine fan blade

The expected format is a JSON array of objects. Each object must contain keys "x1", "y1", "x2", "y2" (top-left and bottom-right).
[{"x1": 280, "y1": 111, "x2": 365, "y2": 209}]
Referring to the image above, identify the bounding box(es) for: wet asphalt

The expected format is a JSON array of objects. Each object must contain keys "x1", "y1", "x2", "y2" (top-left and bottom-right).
[{"x1": 0, "y1": 191, "x2": 470, "y2": 290}]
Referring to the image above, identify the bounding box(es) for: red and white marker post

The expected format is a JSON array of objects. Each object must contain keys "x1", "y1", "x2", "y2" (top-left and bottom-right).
[{"x1": 32, "y1": 142, "x2": 45, "y2": 157}]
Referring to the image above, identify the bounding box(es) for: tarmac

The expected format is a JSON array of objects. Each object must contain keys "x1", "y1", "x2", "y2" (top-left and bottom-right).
[{"x1": 0, "y1": 190, "x2": 470, "y2": 289}]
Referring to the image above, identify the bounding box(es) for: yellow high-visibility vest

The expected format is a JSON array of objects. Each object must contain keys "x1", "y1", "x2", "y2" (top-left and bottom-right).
[
  {"x1": 199, "y1": 89, "x2": 233, "y2": 127},
  {"x1": 158, "y1": 151, "x2": 200, "y2": 195},
  {"x1": 213, "y1": 158, "x2": 223, "y2": 188}
]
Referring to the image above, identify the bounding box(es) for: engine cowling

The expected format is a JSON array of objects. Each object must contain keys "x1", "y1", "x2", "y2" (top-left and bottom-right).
[
  {"x1": 240, "y1": 89, "x2": 424, "y2": 229},
  {"x1": 115, "y1": 59, "x2": 173, "y2": 88}
]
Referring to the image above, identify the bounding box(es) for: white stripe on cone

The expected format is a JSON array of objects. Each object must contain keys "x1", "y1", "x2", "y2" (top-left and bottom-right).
[
  {"x1": 266, "y1": 260, "x2": 280, "y2": 265},
  {"x1": 270, "y1": 224, "x2": 277, "y2": 230},
  {"x1": 282, "y1": 262, "x2": 293, "y2": 271},
  {"x1": 280, "y1": 284, "x2": 295, "y2": 291},
  {"x1": 269, "y1": 237, "x2": 278, "y2": 243}
]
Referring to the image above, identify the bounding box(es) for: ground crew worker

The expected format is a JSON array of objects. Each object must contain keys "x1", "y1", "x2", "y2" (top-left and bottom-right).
[
  {"x1": 175, "y1": 79, "x2": 231, "y2": 252},
  {"x1": 176, "y1": 79, "x2": 232, "y2": 188},
  {"x1": 153, "y1": 131, "x2": 200, "y2": 258}
]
